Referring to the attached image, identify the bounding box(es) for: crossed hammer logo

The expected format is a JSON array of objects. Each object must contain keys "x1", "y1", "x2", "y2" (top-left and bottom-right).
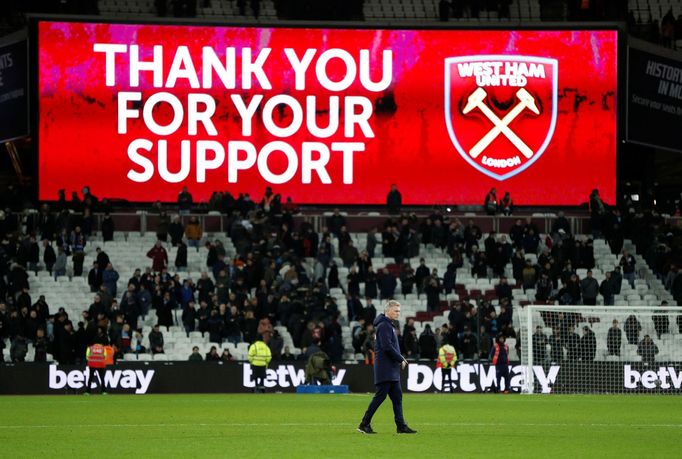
[{"x1": 462, "y1": 87, "x2": 540, "y2": 159}]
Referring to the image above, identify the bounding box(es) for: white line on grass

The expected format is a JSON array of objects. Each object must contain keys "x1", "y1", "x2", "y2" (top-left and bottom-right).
[{"x1": 0, "y1": 422, "x2": 681, "y2": 429}]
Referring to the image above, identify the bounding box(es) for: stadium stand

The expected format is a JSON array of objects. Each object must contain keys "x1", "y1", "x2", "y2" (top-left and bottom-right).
[{"x1": 2, "y1": 194, "x2": 682, "y2": 368}]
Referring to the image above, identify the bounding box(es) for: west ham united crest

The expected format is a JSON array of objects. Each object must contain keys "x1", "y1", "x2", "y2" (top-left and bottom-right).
[{"x1": 445, "y1": 55, "x2": 558, "y2": 181}]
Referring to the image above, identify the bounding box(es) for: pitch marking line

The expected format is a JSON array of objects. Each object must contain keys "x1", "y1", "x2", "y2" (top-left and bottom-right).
[{"x1": 0, "y1": 422, "x2": 680, "y2": 429}]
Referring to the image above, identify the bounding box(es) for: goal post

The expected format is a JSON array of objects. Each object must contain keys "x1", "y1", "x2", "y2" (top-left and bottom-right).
[{"x1": 521, "y1": 305, "x2": 682, "y2": 394}]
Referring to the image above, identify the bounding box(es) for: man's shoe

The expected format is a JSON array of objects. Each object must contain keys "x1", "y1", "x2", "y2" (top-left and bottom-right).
[
  {"x1": 102, "y1": 391, "x2": 108, "y2": 395},
  {"x1": 397, "y1": 425, "x2": 417, "y2": 434},
  {"x1": 357, "y1": 424, "x2": 376, "y2": 434}
]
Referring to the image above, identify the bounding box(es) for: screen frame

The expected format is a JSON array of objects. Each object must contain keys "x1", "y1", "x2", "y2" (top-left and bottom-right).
[{"x1": 28, "y1": 15, "x2": 626, "y2": 206}]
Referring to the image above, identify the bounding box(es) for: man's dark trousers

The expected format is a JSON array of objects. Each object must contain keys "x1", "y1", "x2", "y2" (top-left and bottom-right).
[
  {"x1": 495, "y1": 365, "x2": 510, "y2": 392},
  {"x1": 361, "y1": 381, "x2": 405, "y2": 427}
]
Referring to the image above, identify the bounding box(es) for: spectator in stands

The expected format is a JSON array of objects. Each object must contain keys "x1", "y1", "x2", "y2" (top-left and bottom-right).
[
  {"x1": 566, "y1": 274, "x2": 582, "y2": 305},
  {"x1": 188, "y1": 346, "x2": 203, "y2": 361},
  {"x1": 70, "y1": 226, "x2": 86, "y2": 276},
  {"x1": 532, "y1": 326, "x2": 548, "y2": 363},
  {"x1": 415, "y1": 258, "x2": 430, "y2": 295},
  {"x1": 43, "y1": 240, "x2": 56, "y2": 275},
  {"x1": 551, "y1": 211, "x2": 571, "y2": 237},
  {"x1": 522, "y1": 229, "x2": 540, "y2": 254},
  {"x1": 652, "y1": 301, "x2": 670, "y2": 340},
  {"x1": 404, "y1": 328, "x2": 419, "y2": 361},
  {"x1": 624, "y1": 315, "x2": 641, "y2": 345},
  {"x1": 269, "y1": 329, "x2": 283, "y2": 360},
  {"x1": 169, "y1": 216, "x2": 185, "y2": 246},
  {"x1": 96, "y1": 247, "x2": 110, "y2": 275},
  {"x1": 206, "y1": 345, "x2": 220, "y2": 361},
  {"x1": 156, "y1": 291, "x2": 176, "y2": 330},
  {"x1": 340, "y1": 240, "x2": 359, "y2": 268},
  {"x1": 599, "y1": 271, "x2": 615, "y2": 306},
  {"x1": 133, "y1": 329, "x2": 146, "y2": 354},
  {"x1": 364, "y1": 266, "x2": 378, "y2": 301},
  {"x1": 10, "y1": 333, "x2": 28, "y2": 362},
  {"x1": 579, "y1": 270, "x2": 599, "y2": 305},
  {"x1": 611, "y1": 267, "x2": 623, "y2": 295},
  {"x1": 440, "y1": 262, "x2": 456, "y2": 296},
  {"x1": 207, "y1": 309, "x2": 224, "y2": 343},
  {"x1": 509, "y1": 219, "x2": 524, "y2": 250},
  {"x1": 326, "y1": 209, "x2": 346, "y2": 238},
  {"x1": 25, "y1": 236, "x2": 39, "y2": 274},
  {"x1": 101, "y1": 213, "x2": 114, "y2": 242},
  {"x1": 221, "y1": 349, "x2": 234, "y2": 363},
  {"x1": 386, "y1": 184, "x2": 402, "y2": 215},
  {"x1": 102, "y1": 263, "x2": 120, "y2": 298},
  {"x1": 242, "y1": 310, "x2": 258, "y2": 344},
  {"x1": 499, "y1": 192, "x2": 513, "y2": 216},
  {"x1": 175, "y1": 241, "x2": 188, "y2": 272},
  {"x1": 182, "y1": 301, "x2": 197, "y2": 337},
  {"x1": 418, "y1": 325, "x2": 437, "y2": 360},
  {"x1": 147, "y1": 241, "x2": 168, "y2": 272},
  {"x1": 58, "y1": 321, "x2": 76, "y2": 364},
  {"x1": 120, "y1": 284, "x2": 143, "y2": 326},
  {"x1": 138, "y1": 284, "x2": 152, "y2": 321},
  {"x1": 549, "y1": 329, "x2": 564, "y2": 362},
  {"x1": 87, "y1": 262, "x2": 100, "y2": 293},
  {"x1": 580, "y1": 326, "x2": 596, "y2": 361},
  {"x1": 637, "y1": 335, "x2": 659, "y2": 364},
  {"x1": 178, "y1": 187, "x2": 193, "y2": 214},
  {"x1": 607, "y1": 319, "x2": 622, "y2": 356},
  {"x1": 119, "y1": 323, "x2": 132, "y2": 354},
  {"x1": 260, "y1": 187, "x2": 276, "y2": 214},
  {"x1": 535, "y1": 272, "x2": 553, "y2": 302},
  {"x1": 494, "y1": 276, "x2": 512, "y2": 303},
  {"x1": 589, "y1": 189, "x2": 606, "y2": 238},
  {"x1": 479, "y1": 326, "x2": 492, "y2": 360},
  {"x1": 34, "y1": 328, "x2": 48, "y2": 362},
  {"x1": 459, "y1": 326, "x2": 478, "y2": 360},
  {"x1": 149, "y1": 324, "x2": 164, "y2": 354},
  {"x1": 366, "y1": 227, "x2": 378, "y2": 259},
  {"x1": 156, "y1": 210, "x2": 170, "y2": 242},
  {"x1": 522, "y1": 260, "x2": 537, "y2": 292},
  {"x1": 619, "y1": 250, "x2": 636, "y2": 288},
  {"x1": 484, "y1": 188, "x2": 498, "y2": 215},
  {"x1": 378, "y1": 268, "x2": 397, "y2": 300},
  {"x1": 185, "y1": 217, "x2": 203, "y2": 251},
  {"x1": 400, "y1": 264, "x2": 415, "y2": 296},
  {"x1": 425, "y1": 271, "x2": 442, "y2": 311}
]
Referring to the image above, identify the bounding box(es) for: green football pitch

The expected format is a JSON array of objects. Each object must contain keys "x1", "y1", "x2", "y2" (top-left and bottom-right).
[{"x1": 1, "y1": 393, "x2": 680, "y2": 458}]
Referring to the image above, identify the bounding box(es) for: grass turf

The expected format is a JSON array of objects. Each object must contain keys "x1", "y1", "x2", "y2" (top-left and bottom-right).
[{"x1": 0, "y1": 393, "x2": 680, "y2": 458}]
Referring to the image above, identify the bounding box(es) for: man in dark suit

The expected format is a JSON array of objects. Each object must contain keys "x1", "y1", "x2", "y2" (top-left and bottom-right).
[{"x1": 358, "y1": 300, "x2": 417, "y2": 434}]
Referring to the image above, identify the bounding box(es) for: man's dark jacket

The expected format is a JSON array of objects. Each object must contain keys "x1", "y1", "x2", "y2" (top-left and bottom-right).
[{"x1": 373, "y1": 314, "x2": 405, "y2": 384}]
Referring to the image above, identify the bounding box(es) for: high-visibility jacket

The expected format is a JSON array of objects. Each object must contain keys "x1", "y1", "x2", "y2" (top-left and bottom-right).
[
  {"x1": 437, "y1": 344, "x2": 458, "y2": 369},
  {"x1": 492, "y1": 343, "x2": 509, "y2": 366},
  {"x1": 248, "y1": 340, "x2": 272, "y2": 367},
  {"x1": 86, "y1": 344, "x2": 109, "y2": 369}
]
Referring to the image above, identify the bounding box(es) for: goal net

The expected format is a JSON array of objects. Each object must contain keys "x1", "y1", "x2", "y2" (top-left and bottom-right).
[{"x1": 520, "y1": 305, "x2": 682, "y2": 394}]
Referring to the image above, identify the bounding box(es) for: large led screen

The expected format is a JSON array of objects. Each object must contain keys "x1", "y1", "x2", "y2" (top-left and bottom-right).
[{"x1": 37, "y1": 22, "x2": 618, "y2": 205}]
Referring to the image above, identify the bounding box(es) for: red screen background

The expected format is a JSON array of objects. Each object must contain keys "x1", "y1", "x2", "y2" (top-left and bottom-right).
[{"x1": 38, "y1": 22, "x2": 618, "y2": 205}]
